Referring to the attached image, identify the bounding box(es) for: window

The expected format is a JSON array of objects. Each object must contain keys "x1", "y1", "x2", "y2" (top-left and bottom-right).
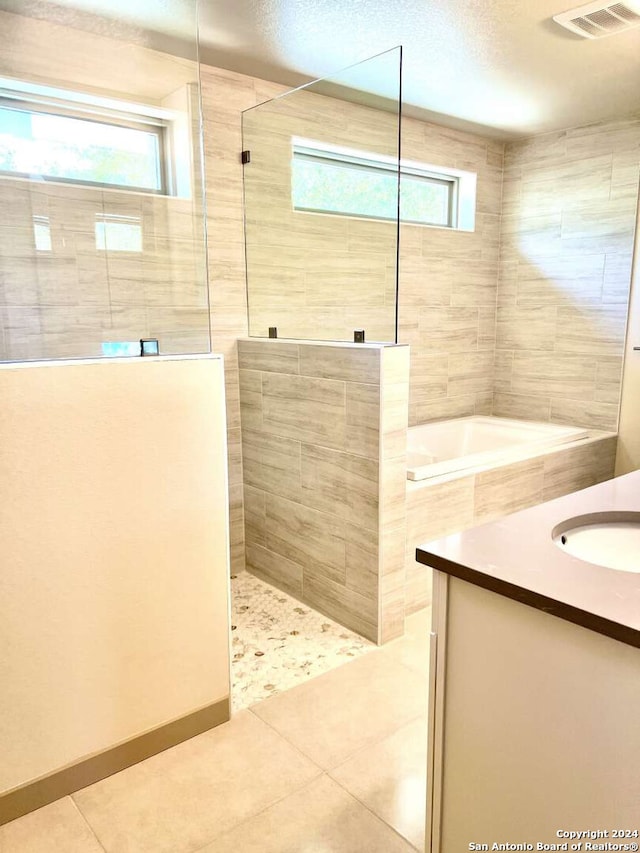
[
  {"x1": 0, "y1": 101, "x2": 165, "y2": 193},
  {"x1": 400, "y1": 168, "x2": 455, "y2": 227},
  {"x1": 95, "y1": 214, "x2": 143, "y2": 252},
  {"x1": 292, "y1": 139, "x2": 476, "y2": 231},
  {"x1": 32, "y1": 215, "x2": 52, "y2": 251}
]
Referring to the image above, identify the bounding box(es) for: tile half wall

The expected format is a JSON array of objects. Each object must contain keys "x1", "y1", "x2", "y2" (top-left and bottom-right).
[{"x1": 238, "y1": 338, "x2": 409, "y2": 643}]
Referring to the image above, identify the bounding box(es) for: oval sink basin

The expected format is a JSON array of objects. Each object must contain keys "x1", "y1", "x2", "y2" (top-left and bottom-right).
[{"x1": 553, "y1": 512, "x2": 640, "y2": 573}]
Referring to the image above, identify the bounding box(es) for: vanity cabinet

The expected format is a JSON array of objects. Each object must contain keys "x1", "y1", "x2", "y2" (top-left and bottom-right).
[{"x1": 419, "y1": 472, "x2": 640, "y2": 851}]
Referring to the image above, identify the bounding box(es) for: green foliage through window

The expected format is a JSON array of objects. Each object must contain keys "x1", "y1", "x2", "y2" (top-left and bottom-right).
[
  {"x1": 292, "y1": 145, "x2": 456, "y2": 227},
  {"x1": 0, "y1": 103, "x2": 163, "y2": 192}
]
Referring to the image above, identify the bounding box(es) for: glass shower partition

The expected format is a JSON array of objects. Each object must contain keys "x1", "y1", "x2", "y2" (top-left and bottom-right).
[
  {"x1": 0, "y1": 0, "x2": 209, "y2": 361},
  {"x1": 241, "y1": 47, "x2": 402, "y2": 343}
]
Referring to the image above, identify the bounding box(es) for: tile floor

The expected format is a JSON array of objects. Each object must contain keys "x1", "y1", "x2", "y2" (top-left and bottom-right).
[
  {"x1": 230, "y1": 571, "x2": 375, "y2": 709},
  {"x1": 0, "y1": 609, "x2": 431, "y2": 853}
]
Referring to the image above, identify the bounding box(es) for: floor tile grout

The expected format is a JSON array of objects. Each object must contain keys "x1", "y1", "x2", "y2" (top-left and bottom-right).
[
  {"x1": 68, "y1": 795, "x2": 109, "y2": 852},
  {"x1": 187, "y1": 768, "x2": 423, "y2": 853},
  {"x1": 189, "y1": 772, "x2": 330, "y2": 853},
  {"x1": 323, "y1": 776, "x2": 423, "y2": 853},
  {"x1": 324, "y1": 709, "x2": 429, "y2": 777},
  {"x1": 247, "y1": 705, "x2": 326, "y2": 771},
  {"x1": 248, "y1": 649, "x2": 429, "y2": 786}
]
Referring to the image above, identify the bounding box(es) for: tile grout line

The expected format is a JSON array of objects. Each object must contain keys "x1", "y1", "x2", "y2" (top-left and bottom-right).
[
  {"x1": 246, "y1": 705, "x2": 326, "y2": 772},
  {"x1": 75, "y1": 712, "x2": 319, "y2": 853},
  {"x1": 322, "y1": 774, "x2": 423, "y2": 853},
  {"x1": 248, "y1": 652, "x2": 429, "y2": 771},
  {"x1": 191, "y1": 752, "x2": 422, "y2": 850},
  {"x1": 188, "y1": 773, "x2": 335, "y2": 853},
  {"x1": 68, "y1": 795, "x2": 109, "y2": 853},
  {"x1": 325, "y1": 708, "x2": 428, "y2": 780}
]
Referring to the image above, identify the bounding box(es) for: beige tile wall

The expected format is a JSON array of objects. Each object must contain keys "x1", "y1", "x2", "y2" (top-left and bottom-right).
[
  {"x1": 240, "y1": 106, "x2": 640, "y2": 436},
  {"x1": 242, "y1": 96, "x2": 505, "y2": 421},
  {"x1": 0, "y1": 181, "x2": 208, "y2": 360},
  {"x1": 199, "y1": 68, "x2": 510, "y2": 579},
  {"x1": 0, "y1": 10, "x2": 198, "y2": 103},
  {"x1": 242, "y1": 90, "x2": 398, "y2": 342},
  {"x1": 238, "y1": 339, "x2": 409, "y2": 643},
  {"x1": 3, "y1": 13, "x2": 637, "y2": 587},
  {"x1": 398, "y1": 120, "x2": 505, "y2": 426},
  {"x1": 379, "y1": 345, "x2": 410, "y2": 641},
  {"x1": 406, "y1": 434, "x2": 618, "y2": 612},
  {"x1": 494, "y1": 118, "x2": 640, "y2": 430},
  {"x1": 199, "y1": 66, "x2": 286, "y2": 574},
  {"x1": 0, "y1": 11, "x2": 209, "y2": 362}
]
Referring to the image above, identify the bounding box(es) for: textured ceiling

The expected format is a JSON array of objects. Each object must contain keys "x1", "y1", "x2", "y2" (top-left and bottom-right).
[{"x1": 3, "y1": 0, "x2": 640, "y2": 138}]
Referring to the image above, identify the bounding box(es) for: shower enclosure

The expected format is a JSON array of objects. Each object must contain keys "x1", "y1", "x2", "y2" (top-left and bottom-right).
[
  {"x1": 0, "y1": 1, "x2": 231, "y2": 827},
  {"x1": 241, "y1": 47, "x2": 402, "y2": 343},
  {"x1": 0, "y1": 0, "x2": 209, "y2": 361},
  {"x1": 236, "y1": 50, "x2": 411, "y2": 645}
]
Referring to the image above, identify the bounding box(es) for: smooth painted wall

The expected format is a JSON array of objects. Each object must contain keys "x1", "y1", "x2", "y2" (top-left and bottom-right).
[{"x1": 0, "y1": 356, "x2": 230, "y2": 795}]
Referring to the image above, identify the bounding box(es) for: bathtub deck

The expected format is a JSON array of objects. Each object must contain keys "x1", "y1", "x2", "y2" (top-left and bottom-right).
[{"x1": 405, "y1": 430, "x2": 618, "y2": 615}]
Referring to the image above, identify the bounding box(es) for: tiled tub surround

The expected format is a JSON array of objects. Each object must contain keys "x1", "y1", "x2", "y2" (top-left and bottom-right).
[
  {"x1": 398, "y1": 120, "x2": 505, "y2": 427},
  {"x1": 494, "y1": 116, "x2": 640, "y2": 431},
  {"x1": 405, "y1": 432, "x2": 618, "y2": 613},
  {"x1": 406, "y1": 415, "x2": 589, "y2": 481},
  {"x1": 201, "y1": 81, "x2": 640, "y2": 577},
  {"x1": 238, "y1": 338, "x2": 409, "y2": 644}
]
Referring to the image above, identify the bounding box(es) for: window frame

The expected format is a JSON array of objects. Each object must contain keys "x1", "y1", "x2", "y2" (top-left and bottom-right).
[
  {"x1": 397, "y1": 164, "x2": 458, "y2": 228},
  {"x1": 0, "y1": 96, "x2": 169, "y2": 195},
  {"x1": 291, "y1": 138, "x2": 476, "y2": 231}
]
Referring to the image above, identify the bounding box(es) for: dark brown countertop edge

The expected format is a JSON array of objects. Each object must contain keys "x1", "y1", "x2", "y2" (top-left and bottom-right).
[{"x1": 416, "y1": 548, "x2": 640, "y2": 650}]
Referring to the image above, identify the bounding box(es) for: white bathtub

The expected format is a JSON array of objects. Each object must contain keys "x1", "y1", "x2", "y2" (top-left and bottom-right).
[{"x1": 407, "y1": 416, "x2": 589, "y2": 481}]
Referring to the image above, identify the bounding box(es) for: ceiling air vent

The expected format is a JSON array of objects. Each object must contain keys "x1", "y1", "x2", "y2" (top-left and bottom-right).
[{"x1": 554, "y1": 0, "x2": 640, "y2": 37}]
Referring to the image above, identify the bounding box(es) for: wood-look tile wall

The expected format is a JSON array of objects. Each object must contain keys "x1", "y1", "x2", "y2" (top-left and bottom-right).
[
  {"x1": 398, "y1": 120, "x2": 505, "y2": 425},
  {"x1": 405, "y1": 434, "x2": 617, "y2": 612},
  {"x1": 199, "y1": 67, "x2": 287, "y2": 574},
  {"x1": 0, "y1": 11, "x2": 209, "y2": 362},
  {"x1": 0, "y1": 181, "x2": 208, "y2": 360},
  {"x1": 242, "y1": 90, "x2": 398, "y2": 342},
  {"x1": 379, "y1": 345, "x2": 410, "y2": 641},
  {"x1": 242, "y1": 97, "x2": 505, "y2": 422},
  {"x1": 238, "y1": 339, "x2": 409, "y2": 643},
  {"x1": 200, "y1": 67, "x2": 509, "y2": 579},
  {"x1": 494, "y1": 118, "x2": 640, "y2": 430},
  {"x1": 3, "y1": 11, "x2": 638, "y2": 589}
]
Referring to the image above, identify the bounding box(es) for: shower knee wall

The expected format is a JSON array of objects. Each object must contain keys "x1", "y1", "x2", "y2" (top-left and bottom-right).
[{"x1": 238, "y1": 338, "x2": 409, "y2": 644}]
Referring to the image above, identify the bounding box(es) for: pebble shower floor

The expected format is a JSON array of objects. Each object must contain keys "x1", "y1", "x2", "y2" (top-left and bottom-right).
[{"x1": 230, "y1": 571, "x2": 374, "y2": 710}]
